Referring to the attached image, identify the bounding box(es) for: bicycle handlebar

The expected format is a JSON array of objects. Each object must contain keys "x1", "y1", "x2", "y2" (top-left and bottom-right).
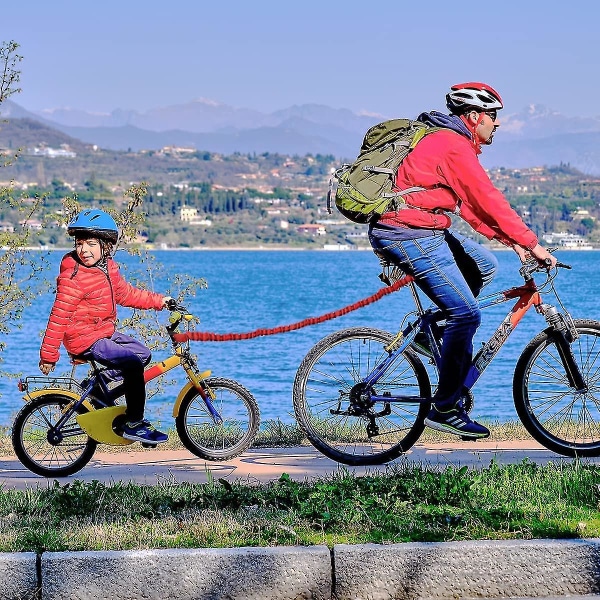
[
  {"x1": 166, "y1": 298, "x2": 188, "y2": 312},
  {"x1": 165, "y1": 300, "x2": 194, "y2": 341},
  {"x1": 519, "y1": 249, "x2": 571, "y2": 281}
]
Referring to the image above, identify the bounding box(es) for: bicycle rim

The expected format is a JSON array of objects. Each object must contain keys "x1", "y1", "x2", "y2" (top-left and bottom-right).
[
  {"x1": 175, "y1": 377, "x2": 260, "y2": 461},
  {"x1": 514, "y1": 319, "x2": 600, "y2": 457},
  {"x1": 293, "y1": 327, "x2": 431, "y2": 465},
  {"x1": 12, "y1": 395, "x2": 97, "y2": 477}
]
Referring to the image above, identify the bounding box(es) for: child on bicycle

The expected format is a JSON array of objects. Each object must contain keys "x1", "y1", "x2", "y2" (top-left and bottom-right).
[
  {"x1": 39, "y1": 209, "x2": 171, "y2": 445},
  {"x1": 369, "y1": 82, "x2": 556, "y2": 440}
]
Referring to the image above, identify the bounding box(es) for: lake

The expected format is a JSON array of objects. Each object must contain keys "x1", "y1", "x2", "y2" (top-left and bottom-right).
[{"x1": 1, "y1": 248, "x2": 598, "y2": 427}]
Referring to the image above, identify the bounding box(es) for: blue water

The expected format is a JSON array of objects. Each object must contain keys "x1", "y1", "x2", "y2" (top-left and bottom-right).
[{"x1": 1, "y1": 249, "x2": 598, "y2": 427}]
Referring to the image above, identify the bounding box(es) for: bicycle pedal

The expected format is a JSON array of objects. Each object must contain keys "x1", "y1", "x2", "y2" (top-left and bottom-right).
[{"x1": 141, "y1": 442, "x2": 158, "y2": 449}]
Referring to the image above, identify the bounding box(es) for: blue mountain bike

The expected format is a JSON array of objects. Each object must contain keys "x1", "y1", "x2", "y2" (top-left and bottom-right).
[{"x1": 293, "y1": 254, "x2": 600, "y2": 465}]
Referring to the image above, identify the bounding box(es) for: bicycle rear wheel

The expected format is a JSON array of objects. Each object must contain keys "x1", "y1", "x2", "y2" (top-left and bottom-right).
[
  {"x1": 175, "y1": 377, "x2": 260, "y2": 461},
  {"x1": 293, "y1": 327, "x2": 431, "y2": 465},
  {"x1": 514, "y1": 319, "x2": 600, "y2": 457},
  {"x1": 12, "y1": 394, "x2": 97, "y2": 477}
]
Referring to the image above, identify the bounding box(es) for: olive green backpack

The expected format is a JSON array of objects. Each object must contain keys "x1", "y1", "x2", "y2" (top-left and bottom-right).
[{"x1": 328, "y1": 119, "x2": 440, "y2": 224}]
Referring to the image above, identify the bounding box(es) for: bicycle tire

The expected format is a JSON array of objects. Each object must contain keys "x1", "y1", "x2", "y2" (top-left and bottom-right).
[
  {"x1": 514, "y1": 319, "x2": 600, "y2": 457},
  {"x1": 175, "y1": 377, "x2": 260, "y2": 461},
  {"x1": 293, "y1": 327, "x2": 431, "y2": 465},
  {"x1": 12, "y1": 394, "x2": 97, "y2": 477}
]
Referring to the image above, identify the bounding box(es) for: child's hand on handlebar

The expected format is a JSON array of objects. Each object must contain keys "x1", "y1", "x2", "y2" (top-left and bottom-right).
[{"x1": 162, "y1": 296, "x2": 174, "y2": 309}]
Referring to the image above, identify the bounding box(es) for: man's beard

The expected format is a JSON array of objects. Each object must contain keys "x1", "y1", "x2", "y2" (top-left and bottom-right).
[{"x1": 484, "y1": 128, "x2": 498, "y2": 145}]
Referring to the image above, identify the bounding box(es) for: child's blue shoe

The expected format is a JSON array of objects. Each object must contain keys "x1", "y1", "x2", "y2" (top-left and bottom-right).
[{"x1": 121, "y1": 420, "x2": 168, "y2": 444}]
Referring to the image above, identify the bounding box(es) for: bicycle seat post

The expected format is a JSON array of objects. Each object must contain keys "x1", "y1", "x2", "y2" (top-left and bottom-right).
[{"x1": 408, "y1": 281, "x2": 426, "y2": 316}]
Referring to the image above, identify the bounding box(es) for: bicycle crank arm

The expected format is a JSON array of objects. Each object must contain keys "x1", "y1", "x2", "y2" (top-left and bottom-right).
[
  {"x1": 330, "y1": 403, "x2": 393, "y2": 417},
  {"x1": 370, "y1": 394, "x2": 431, "y2": 404}
]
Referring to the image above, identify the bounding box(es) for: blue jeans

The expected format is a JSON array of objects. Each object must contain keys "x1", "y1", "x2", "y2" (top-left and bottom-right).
[
  {"x1": 81, "y1": 331, "x2": 152, "y2": 422},
  {"x1": 369, "y1": 228, "x2": 498, "y2": 407}
]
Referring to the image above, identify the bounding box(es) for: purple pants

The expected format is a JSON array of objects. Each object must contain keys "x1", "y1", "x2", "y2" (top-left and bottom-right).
[{"x1": 82, "y1": 331, "x2": 151, "y2": 422}]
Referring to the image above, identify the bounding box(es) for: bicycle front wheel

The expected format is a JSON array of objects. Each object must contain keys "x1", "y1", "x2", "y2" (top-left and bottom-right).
[
  {"x1": 175, "y1": 377, "x2": 260, "y2": 461},
  {"x1": 514, "y1": 319, "x2": 600, "y2": 457},
  {"x1": 293, "y1": 327, "x2": 431, "y2": 465},
  {"x1": 12, "y1": 394, "x2": 97, "y2": 477}
]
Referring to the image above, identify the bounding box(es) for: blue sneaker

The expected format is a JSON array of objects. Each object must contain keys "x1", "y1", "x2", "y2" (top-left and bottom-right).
[
  {"x1": 424, "y1": 404, "x2": 490, "y2": 439},
  {"x1": 121, "y1": 419, "x2": 168, "y2": 444}
]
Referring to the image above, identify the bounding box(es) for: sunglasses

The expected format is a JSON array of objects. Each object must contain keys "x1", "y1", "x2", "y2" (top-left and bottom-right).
[{"x1": 484, "y1": 110, "x2": 498, "y2": 122}]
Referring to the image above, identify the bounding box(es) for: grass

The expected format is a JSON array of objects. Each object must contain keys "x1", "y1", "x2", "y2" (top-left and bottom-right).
[
  {"x1": 3, "y1": 419, "x2": 596, "y2": 553},
  {"x1": 0, "y1": 460, "x2": 599, "y2": 553}
]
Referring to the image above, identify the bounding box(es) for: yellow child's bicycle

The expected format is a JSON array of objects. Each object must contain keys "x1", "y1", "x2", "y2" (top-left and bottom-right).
[{"x1": 12, "y1": 300, "x2": 260, "y2": 477}]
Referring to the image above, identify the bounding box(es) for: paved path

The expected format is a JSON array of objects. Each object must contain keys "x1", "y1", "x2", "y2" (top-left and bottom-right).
[{"x1": 2, "y1": 439, "x2": 598, "y2": 488}]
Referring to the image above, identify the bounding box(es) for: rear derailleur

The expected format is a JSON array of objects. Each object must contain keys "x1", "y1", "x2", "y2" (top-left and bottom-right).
[{"x1": 330, "y1": 383, "x2": 391, "y2": 438}]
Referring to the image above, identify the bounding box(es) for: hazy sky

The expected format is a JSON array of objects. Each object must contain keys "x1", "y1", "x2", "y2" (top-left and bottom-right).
[{"x1": 3, "y1": 0, "x2": 599, "y2": 118}]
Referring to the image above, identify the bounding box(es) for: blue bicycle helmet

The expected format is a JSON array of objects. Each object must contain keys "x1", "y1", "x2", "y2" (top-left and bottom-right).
[{"x1": 67, "y1": 209, "x2": 119, "y2": 244}]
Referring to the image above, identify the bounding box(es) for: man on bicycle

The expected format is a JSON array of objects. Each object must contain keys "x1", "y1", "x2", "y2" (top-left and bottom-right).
[{"x1": 369, "y1": 82, "x2": 556, "y2": 439}]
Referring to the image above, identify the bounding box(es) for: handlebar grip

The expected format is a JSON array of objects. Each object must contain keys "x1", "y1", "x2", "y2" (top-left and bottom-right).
[
  {"x1": 544, "y1": 258, "x2": 572, "y2": 270},
  {"x1": 166, "y1": 299, "x2": 178, "y2": 311},
  {"x1": 556, "y1": 261, "x2": 572, "y2": 270},
  {"x1": 541, "y1": 259, "x2": 571, "y2": 270}
]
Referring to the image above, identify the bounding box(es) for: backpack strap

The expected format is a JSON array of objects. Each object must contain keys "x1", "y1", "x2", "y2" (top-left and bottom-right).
[
  {"x1": 382, "y1": 186, "x2": 426, "y2": 199},
  {"x1": 363, "y1": 166, "x2": 395, "y2": 175}
]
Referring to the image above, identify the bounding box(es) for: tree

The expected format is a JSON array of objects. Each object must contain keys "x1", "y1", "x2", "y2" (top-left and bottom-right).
[{"x1": 0, "y1": 41, "x2": 46, "y2": 364}]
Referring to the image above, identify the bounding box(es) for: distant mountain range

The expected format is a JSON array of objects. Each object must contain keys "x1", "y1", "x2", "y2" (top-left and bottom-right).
[{"x1": 3, "y1": 99, "x2": 600, "y2": 175}]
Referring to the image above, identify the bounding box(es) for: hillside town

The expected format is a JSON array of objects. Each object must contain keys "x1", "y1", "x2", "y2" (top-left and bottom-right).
[{"x1": 1, "y1": 138, "x2": 599, "y2": 249}]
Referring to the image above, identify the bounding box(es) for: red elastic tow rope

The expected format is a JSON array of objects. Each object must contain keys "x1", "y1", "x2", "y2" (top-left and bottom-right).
[{"x1": 173, "y1": 275, "x2": 415, "y2": 343}]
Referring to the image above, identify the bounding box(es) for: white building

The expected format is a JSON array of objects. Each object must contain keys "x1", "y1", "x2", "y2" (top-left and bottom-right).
[{"x1": 542, "y1": 232, "x2": 593, "y2": 250}]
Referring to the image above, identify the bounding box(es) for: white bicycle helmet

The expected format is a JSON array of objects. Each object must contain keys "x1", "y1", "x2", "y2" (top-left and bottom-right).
[{"x1": 446, "y1": 82, "x2": 504, "y2": 114}]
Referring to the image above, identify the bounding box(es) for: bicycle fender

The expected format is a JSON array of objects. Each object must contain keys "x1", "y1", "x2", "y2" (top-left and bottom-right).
[
  {"x1": 172, "y1": 371, "x2": 212, "y2": 418},
  {"x1": 23, "y1": 388, "x2": 95, "y2": 412},
  {"x1": 172, "y1": 382, "x2": 195, "y2": 418}
]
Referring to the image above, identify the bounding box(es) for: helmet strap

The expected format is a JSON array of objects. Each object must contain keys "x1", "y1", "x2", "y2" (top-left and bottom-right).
[{"x1": 459, "y1": 112, "x2": 484, "y2": 155}]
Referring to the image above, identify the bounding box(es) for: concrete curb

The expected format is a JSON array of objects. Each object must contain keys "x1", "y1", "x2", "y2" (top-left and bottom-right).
[
  {"x1": 0, "y1": 552, "x2": 38, "y2": 600},
  {"x1": 334, "y1": 539, "x2": 600, "y2": 599},
  {"x1": 3, "y1": 539, "x2": 600, "y2": 599},
  {"x1": 41, "y1": 546, "x2": 332, "y2": 600}
]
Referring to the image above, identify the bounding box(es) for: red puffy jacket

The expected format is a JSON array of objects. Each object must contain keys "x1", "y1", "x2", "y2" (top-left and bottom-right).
[
  {"x1": 40, "y1": 252, "x2": 165, "y2": 364},
  {"x1": 380, "y1": 128, "x2": 538, "y2": 250}
]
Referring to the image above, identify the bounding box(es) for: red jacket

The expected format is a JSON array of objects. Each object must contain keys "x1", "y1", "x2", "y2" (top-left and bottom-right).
[
  {"x1": 380, "y1": 128, "x2": 538, "y2": 250},
  {"x1": 40, "y1": 252, "x2": 164, "y2": 363}
]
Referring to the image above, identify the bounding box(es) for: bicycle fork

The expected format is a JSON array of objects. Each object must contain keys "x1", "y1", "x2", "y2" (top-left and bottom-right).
[
  {"x1": 541, "y1": 304, "x2": 587, "y2": 392},
  {"x1": 181, "y1": 360, "x2": 224, "y2": 425}
]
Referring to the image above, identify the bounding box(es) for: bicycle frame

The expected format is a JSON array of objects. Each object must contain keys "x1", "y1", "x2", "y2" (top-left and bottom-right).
[
  {"x1": 365, "y1": 270, "x2": 585, "y2": 405},
  {"x1": 84, "y1": 347, "x2": 219, "y2": 419}
]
